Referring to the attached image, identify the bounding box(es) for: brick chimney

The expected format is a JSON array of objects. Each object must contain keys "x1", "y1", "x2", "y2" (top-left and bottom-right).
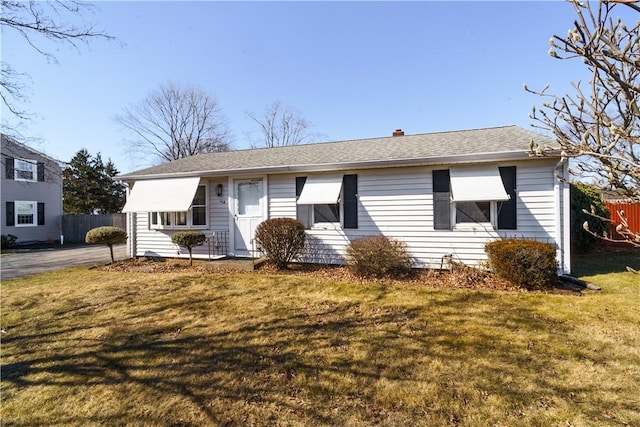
[{"x1": 392, "y1": 129, "x2": 405, "y2": 137}]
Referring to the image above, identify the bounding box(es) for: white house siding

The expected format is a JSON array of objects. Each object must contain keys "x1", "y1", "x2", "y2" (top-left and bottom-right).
[
  {"x1": 267, "y1": 159, "x2": 561, "y2": 269},
  {"x1": 127, "y1": 159, "x2": 562, "y2": 268},
  {"x1": 130, "y1": 178, "x2": 230, "y2": 260},
  {"x1": 513, "y1": 163, "x2": 558, "y2": 240}
]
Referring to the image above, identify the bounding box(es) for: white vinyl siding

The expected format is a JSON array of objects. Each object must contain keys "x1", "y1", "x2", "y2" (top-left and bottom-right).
[
  {"x1": 128, "y1": 159, "x2": 561, "y2": 269},
  {"x1": 130, "y1": 178, "x2": 230, "y2": 260},
  {"x1": 268, "y1": 160, "x2": 559, "y2": 268}
]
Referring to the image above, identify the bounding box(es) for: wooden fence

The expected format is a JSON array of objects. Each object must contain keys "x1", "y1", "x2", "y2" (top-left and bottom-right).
[
  {"x1": 604, "y1": 201, "x2": 640, "y2": 241},
  {"x1": 62, "y1": 214, "x2": 126, "y2": 244}
]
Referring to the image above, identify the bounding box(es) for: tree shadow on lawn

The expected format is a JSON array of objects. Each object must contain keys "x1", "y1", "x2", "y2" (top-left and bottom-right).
[
  {"x1": 2, "y1": 289, "x2": 637, "y2": 426},
  {"x1": 572, "y1": 247, "x2": 639, "y2": 276}
]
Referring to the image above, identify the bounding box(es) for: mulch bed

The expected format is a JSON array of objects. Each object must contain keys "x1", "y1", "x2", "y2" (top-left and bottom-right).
[{"x1": 98, "y1": 257, "x2": 583, "y2": 294}]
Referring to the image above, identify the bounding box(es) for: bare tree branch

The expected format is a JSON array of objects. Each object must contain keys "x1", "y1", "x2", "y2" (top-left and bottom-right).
[
  {"x1": 527, "y1": 1, "x2": 639, "y2": 202},
  {"x1": 114, "y1": 82, "x2": 232, "y2": 166},
  {"x1": 1, "y1": 0, "x2": 113, "y2": 128},
  {"x1": 246, "y1": 101, "x2": 316, "y2": 148},
  {"x1": 582, "y1": 206, "x2": 640, "y2": 247},
  {"x1": 527, "y1": 0, "x2": 640, "y2": 251}
]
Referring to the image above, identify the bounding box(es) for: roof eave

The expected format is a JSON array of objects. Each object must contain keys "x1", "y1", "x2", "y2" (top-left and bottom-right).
[{"x1": 117, "y1": 150, "x2": 556, "y2": 182}]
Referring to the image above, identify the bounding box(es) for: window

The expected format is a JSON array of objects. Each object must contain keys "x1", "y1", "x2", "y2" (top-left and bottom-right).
[
  {"x1": 433, "y1": 167, "x2": 516, "y2": 230},
  {"x1": 296, "y1": 175, "x2": 358, "y2": 229},
  {"x1": 17, "y1": 201, "x2": 35, "y2": 225},
  {"x1": 149, "y1": 184, "x2": 208, "y2": 229},
  {"x1": 192, "y1": 185, "x2": 207, "y2": 226},
  {"x1": 5, "y1": 157, "x2": 44, "y2": 182},
  {"x1": 176, "y1": 211, "x2": 187, "y2": 226},
  {"x1": 15, "y1": 159, "x2": 37, "y2": 181},
  {"x1": 456, "y1": 201, "x2": 491, "y2": 223},
  {"x1": 10, "y1": 201, "x2": 38, "y2": 227},
  {"x1": 6, "y1": 201, "x2": 45, "y2": 227},
  {"x1": 314, "y1": 204, "x2": 340, "y2": 223}
]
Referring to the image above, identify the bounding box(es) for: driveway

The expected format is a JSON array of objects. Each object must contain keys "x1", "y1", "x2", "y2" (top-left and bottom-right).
[{"x1": 1, "y1": 244, "x2": 128, "y2": 280}]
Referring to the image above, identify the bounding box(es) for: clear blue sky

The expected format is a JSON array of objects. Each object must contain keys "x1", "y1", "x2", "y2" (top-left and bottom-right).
[{"x1": 2, "y1": 1, "x2": 610, "y2": 173}]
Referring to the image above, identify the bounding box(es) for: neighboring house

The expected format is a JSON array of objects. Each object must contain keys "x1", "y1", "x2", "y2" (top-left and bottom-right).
[
  {"x1": 1, "y1": 134, "x2": 63, "y2": 244},
  {"x1": 118, "y1": 125, "x2": 571, "y2": 274}
]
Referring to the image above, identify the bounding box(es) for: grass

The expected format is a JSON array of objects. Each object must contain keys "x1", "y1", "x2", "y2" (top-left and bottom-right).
[
  {"x1": 1, "y1": 250, "x2": 639, "y2": 426},
  {"x1": 572, "y1": 246, "x2": 639, "y2": 277}
]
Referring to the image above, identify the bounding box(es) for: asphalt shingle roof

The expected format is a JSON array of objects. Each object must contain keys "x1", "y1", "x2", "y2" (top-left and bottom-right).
[{"x1": 118, "y1": 125, "x2": 558, "y2": 180}]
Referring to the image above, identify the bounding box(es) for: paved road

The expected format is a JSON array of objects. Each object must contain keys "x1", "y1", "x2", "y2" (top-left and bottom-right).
[{"x1": 1, "y1": 244, "x2": 128, "y2": 280}]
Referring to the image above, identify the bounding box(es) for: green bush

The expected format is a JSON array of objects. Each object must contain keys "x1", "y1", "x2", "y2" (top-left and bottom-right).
[
  {"x1": 484, "y1": 238, "x2": 558, "y2": 289},
  {"x1": 171, "y1": 231, "x2": 206, "y2": 266},
  {"x1": 571, "y1": 183, "x2": 609, "y2": 253},
  {"x1": 346, "y1": 235, "x2": 413, "y2": 279},
  {"x1": 85, "y1": 226, "x2": 127, "y2": 263},
  {"x1": 254, "y1": 218, "x2": 306, "y2": 270},
  {"x1": 1, "y1": 234, "x2": 18, "y2": 250}
]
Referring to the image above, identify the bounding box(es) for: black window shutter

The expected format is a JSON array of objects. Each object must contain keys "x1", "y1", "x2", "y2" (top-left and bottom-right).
[
  {"x1": 6, "y1": 202, "x2": 15, "y2": 226},
  {"x1": 432, "y1": 170, "x2": 451, "y2": 230},
  {"x1": 295, "y1": 176, "x2": 306, "y2": 198},
  {"x1": 37, "y1": 202, "x2": 45, "y2": 225},
  {"x1": 37, "y1": 162, "x2": 45, "y2": 182},
  {"x1": 5, "y1": 157, "x2": 14, "y2": 180},
  {"x1": 498, "y1": 166, "x2": 517, "y2": 229},
  {"x1": 343, "y1": 174, "x2": 358, "y2": 229},
  {"x1": 295, "y1": 177, "x2": 310, "y2": 229}
]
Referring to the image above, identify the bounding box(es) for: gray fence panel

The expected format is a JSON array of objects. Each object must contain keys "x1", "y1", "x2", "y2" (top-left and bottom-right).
[{"x1": 62, "y1": 214, "x2": 126, "y2": 244}]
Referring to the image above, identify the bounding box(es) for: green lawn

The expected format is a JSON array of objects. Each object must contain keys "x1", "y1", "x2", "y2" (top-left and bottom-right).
[{"x1": 1, "y1": 250, "x2": 638, "y2": 426}]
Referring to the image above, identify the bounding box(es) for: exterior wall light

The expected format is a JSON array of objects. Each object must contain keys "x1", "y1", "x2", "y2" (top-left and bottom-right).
[{"x1": 216, "y1": 183, "x2": 223, "y2": 197}]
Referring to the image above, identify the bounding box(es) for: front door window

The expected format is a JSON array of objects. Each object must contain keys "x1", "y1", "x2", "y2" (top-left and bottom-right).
[{"x1": 237, "y1": 181, "x2": 261, "y2": 215}]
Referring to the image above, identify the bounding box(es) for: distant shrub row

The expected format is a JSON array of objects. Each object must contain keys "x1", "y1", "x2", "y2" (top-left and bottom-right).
[
  {"x1": 254, "y1": 218, "x2": 559, "y2": 288},
  {"x1": 81, "y1": 220, "x2": 559, "y2": 290}
]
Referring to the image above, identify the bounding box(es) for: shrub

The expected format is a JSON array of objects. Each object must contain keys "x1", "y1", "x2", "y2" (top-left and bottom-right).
[
  {"x1": 254, "y1": 218, "x2": 306, "y2": 270},
  {"x1": 1, "y1": 234, "x2": 18, "y2": 250},
  {"x1": 571, "y1": 183, "x2": 609, "y2": 253},
  {"x1": 85, "y1": 226, "x2": 127, "y2": 263},
  {"x1": 346, "y1": 235, "x2": 413, "y2": 279},
  {"x1": 484, "y1": 238, "x2": 558, "y2": 289},
  {"x1": 171, "y1": 231, "x2": 206, "y2": 266}
]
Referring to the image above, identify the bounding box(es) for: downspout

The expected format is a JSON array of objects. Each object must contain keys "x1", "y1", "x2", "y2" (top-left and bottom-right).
[
  {"x1": 59, "y1": 162, "x2": 64, "y2": 245},
  {"x1": 123, "y1": 182, "x2": 135, "y2": 259},
  {"x1": 554, "y1": 157, "x2": 571, "y2": 275}
]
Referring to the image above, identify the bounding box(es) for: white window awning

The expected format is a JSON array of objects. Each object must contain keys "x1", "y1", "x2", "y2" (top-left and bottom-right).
[
  {"x1": 450, "y1": 167, "x2": 509, "y2": 202},
  {"x1": 121, "y1": 177, "x2": 201, "y2": 213},
  {"x1": 297, "y1": 174, "x2": 343, "y2": 205}
]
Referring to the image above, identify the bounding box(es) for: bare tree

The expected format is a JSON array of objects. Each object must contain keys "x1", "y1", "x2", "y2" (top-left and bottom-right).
[
  {"x1": 246, "y1": 101, "x2": 316, "y2": 148},
  {"x1": 115, "y1": 82, "x2": 231, "y2": 165},
  {"x1": 526, "y1": 0, "x2": 639, "y2": 248},
  {"x1": 1, "y1": 0, "x2": 112, "y2": 123}
]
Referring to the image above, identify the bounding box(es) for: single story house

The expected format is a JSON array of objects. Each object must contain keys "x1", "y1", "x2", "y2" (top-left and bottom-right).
[
  {"x1": 118, "y1": 125, "x2": 571, "y2": 274},
  {"x1": 1, "y1": 134, "x2": 64, "y2": 244}
]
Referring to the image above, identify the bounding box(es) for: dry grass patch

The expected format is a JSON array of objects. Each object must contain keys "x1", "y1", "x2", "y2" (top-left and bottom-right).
[{"x1": 1, "y1": 252, "x2": 639, "y2": 426}]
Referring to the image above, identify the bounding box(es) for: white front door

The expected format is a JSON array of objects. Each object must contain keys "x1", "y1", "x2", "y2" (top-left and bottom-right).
[{"x1": 233, "y1": 179, "x2": 264, "y2": 256}]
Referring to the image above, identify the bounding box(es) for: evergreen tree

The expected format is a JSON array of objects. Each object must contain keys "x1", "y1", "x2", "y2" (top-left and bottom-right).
[
  {"x1": 103, "y1": 159, "x2": 125, "y2": 213},
  {"x1": 63, "y1": 149, "x2": 125, "y2": 214}
]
